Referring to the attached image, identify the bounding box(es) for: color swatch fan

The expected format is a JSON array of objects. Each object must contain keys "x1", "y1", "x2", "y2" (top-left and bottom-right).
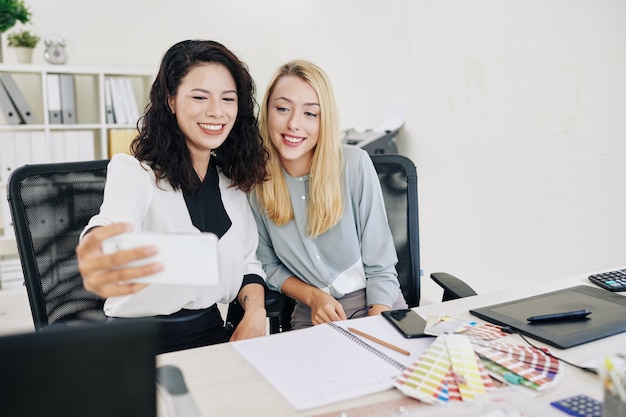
[
  {"x1": 394, "y1": 334, "x2": 496, "y2": 404},
  {"x1": 393, "y1": 319, "x2": 563, "y2": 404}
]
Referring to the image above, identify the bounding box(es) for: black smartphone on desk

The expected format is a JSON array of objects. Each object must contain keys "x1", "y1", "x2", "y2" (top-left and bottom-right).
[{"x1": 382, "y1": 309, "x2": 429, "y2": 338}]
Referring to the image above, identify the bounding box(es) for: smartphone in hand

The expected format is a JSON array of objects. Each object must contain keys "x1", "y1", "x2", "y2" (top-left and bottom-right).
[
  {"x1": 101, "y1": 232, "x2": 219, "y2": 286},
  {"x1": 382, "y1": 309, "x2": 430, "y2": 338}
]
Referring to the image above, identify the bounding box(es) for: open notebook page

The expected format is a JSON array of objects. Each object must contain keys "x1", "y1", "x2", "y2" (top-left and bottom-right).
[{"x1": 231, "y1": 315, "x2": 433, "y2": 410}]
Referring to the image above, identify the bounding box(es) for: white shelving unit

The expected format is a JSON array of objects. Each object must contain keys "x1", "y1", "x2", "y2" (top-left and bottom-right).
[{"x1": 0, "y1": 63, "x2": 153, "y2": 259}]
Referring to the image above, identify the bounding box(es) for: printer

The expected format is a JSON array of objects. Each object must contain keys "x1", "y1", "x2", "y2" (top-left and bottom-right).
[{"x1": 342, "y1": 128, "x2": 399, "y2": 155}]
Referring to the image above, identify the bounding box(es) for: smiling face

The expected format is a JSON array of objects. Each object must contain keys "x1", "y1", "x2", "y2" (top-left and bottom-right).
[
  {"x1": 266, "y1": 75, "x2": 320, "y2": 177},
  {"x1": 168, "y1": 63, "x2": 238, "y2": 167}
]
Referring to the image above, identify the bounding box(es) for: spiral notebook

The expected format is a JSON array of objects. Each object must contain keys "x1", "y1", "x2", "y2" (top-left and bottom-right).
[{"x1": 232, "y1": 317, "x2": 432, "y2": 410}]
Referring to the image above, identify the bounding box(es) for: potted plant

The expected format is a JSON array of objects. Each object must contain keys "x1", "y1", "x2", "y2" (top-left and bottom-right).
[
  {"x1": 7, "y1": 29, "x2": 38, "y2": 63},
  {"x1": 0, "y1": 0, "x2": 32, "y2": 61}
]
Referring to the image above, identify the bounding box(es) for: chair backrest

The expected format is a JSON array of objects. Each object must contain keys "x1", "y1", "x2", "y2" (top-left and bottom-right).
[
  {"x1": 370, "y1": 154, "x2": 420, "y2": 307},
  {"x1": 6, "y1": 160, "x2": 109, "y2": 330}
]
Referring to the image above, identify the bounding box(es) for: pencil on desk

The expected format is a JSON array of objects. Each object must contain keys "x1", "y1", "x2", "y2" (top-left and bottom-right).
[{"x1": 347, "y1": 327, "x2": 410, "y2": 356}]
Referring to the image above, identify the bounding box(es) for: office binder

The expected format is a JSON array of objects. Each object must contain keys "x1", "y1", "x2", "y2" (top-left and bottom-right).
[
  {"x1": 0, "y1": 132, "x2": 16, "y2": 182},
  {"x1": 1, "y1": 196, "x2": 14, "y2": 238},
  {"x1": 59, "y1": 74, "x2": 77, "y2": 124},
  {"x1": 104, "y1": 76, "x2": 115, "y2": 123},
  {"x1": 108, "y1": 128, "x2": 136, "y2": 156},
  {"x1": 46, "y1": 74, "x2": 63, "y2": 124},
  {"x1": 121, "y1": 77, "x2": 140, "y2": 124},
  {"x1": 49, "y1": 131, "x2": 65, "y2": 163},
  {"x1": 77, "y1": 130, "x2": 95, "y2": 161},
  {"x1": 0, "y1": 83, "x2": 21, "y2": 125},
  {"x1": 0, "y1": 73, "x2": 37, "y2": 124},
  {"x1": 62, "y1": 130, "x2": 81, "y2": 162},
  {"x1": 29, "y1": 131, "x2": 48, "y2": 164},
  {"x1": 13, "y1": 131, "x2": 31, "y2": 169},
  {"x1": 107, "y1": 77, "x2": 127, "y2": 125}
]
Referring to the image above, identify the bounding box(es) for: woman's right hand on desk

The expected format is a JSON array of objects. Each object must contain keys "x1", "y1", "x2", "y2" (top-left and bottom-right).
[
  {"x1": 282, "y1": 277, "x2": 348, "y2": 325},
  {"x1": 75, "y1": 223, "x2": 162, "y2": 298},
  {"x1": 309, "y1": 290, "x2": 347, "y2": 325}
]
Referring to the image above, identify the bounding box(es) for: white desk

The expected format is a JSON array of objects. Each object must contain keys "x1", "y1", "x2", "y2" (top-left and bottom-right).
[{"x1": 158, "y1": 272, "x2": 626, "y2": 417}]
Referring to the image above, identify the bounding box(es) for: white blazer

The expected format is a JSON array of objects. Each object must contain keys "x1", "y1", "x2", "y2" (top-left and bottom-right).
[{"x1": 82, "y1": 154, "x2": 265, "y2": 317}]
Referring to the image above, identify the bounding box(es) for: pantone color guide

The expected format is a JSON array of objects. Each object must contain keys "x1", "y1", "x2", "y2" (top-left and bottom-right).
[{"x1": 393, "y1": 319, "x2": 562, "y2": 404}]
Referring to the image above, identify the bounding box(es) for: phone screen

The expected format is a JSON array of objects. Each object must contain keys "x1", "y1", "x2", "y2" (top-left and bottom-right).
[{"x1": 382, "y1": 309, "x2": 429, "y2": 338}]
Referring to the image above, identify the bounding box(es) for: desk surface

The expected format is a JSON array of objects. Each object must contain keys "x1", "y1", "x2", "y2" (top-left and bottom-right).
[{"x1": 158, "y1": 271, "x2": 626, "y2": 417}]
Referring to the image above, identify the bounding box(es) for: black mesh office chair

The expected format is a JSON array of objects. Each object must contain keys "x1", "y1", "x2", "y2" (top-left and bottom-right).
[
  {"x1": 373, "y1": 155, "x2": 476, "y2": 303},
  {"x1": 372, "y1": 155, "x2": 476, "y2": 303},
  {"x1": 7, "y1": 160, "x2": 283, "y2": 336},
  {"x1": 373, "y1": 154, "x2": 421, "y2": 307},
  {"x1": 7, "y1": 160, "x2": 109, "y2": 330},
  {"x1": 373, "y1": 155, "x2": 476, "y2": 304}
]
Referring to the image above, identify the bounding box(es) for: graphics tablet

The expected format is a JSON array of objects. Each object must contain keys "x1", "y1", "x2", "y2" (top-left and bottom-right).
[{"x1": 469, "y1": 285, "x2": 626, "y2": 349}]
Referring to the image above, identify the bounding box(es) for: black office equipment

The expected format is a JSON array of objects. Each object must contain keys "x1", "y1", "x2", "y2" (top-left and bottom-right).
[
  {"x1": 343, "y1": 129, "x2": 399, "y2": 155},
  {"x1": 7, "y1": 160, "x2": 110, "y2": 329},
  {"x1": 0, "y1": 320, "x2": 159, "y2": 417},
  {"x1": 588, "y1": 268, "x2": 626, "y2": 292},
  {"x1": 382, "y1": 308, "x2": 430, "y2": 338},
  {"x1": 372, "y1": 154, "x2": 421, "y2": 308},
  {"x1": 470, "y1": 285, "x2": 626, "y2": 349},
  {"x1": 550, "y1": 395, "x2": 603, "y2": 417}
]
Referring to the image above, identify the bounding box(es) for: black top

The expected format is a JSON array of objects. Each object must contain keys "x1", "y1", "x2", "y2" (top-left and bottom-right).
[
  {"x1": 183, "y1": 161, "x2": 232, "y2": 239},
  {"x1": 183, "y1": 161, "x2": 264, "y2": 289}
]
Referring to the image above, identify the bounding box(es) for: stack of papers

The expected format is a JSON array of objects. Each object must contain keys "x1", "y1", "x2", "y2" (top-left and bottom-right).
[{"x1": 393, "y1": 316, "x2": 562, "y2": 404}]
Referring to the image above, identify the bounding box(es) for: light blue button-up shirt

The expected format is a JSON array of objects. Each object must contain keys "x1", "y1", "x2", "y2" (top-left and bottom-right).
[{"x1": 249, "y1": 146, "x2": 401, "y2": 307}]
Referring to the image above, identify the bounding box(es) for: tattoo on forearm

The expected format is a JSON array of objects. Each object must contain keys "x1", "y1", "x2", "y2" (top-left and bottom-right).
[{"x1": 241, "y1": 295, "x2": 249, "y2": 307}]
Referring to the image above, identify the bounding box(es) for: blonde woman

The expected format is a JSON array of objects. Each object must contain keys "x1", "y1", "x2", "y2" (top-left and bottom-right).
[{"x1": 250, "y1": 60, "x2": 407, "y2": 330}]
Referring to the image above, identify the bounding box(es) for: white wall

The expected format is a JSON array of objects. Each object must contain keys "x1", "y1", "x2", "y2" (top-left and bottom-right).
[{"x1": 12, "y1": 0, "x2": 626, "y2": 304}]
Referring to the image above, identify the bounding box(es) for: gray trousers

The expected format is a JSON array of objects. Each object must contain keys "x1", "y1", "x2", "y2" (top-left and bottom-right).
[{"x1": 290, "y1": 288, "x2": 408, "y2": 330}]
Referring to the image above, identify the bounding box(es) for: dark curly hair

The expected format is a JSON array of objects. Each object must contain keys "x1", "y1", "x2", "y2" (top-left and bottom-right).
[{"x1": 130, "y1": 39, "x2": 268, "y2": 192}]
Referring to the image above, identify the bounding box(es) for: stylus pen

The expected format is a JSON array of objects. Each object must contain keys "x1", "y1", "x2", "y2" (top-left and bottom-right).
[{"x1": 527, "y1": 309, "x2": 591, "y2": 322}]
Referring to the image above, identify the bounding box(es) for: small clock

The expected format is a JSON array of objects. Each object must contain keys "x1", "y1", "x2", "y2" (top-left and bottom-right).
[{"x1": 44, "y1": 35, "x2": 68, "y2": 65}]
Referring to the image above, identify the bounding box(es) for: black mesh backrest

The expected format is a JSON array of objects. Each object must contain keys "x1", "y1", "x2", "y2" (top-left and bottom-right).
[
  {"x1": 370, "y1": 154, "x2": 420, "y2": 307},
  {"x1": 6, "y1": 160, "x2": 110, "y2": 330}
]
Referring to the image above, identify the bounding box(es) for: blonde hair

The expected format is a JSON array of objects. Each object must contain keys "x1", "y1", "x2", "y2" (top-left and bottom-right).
[{"x1": 256, "y1": 60, "x2": 343, "y2": 237}]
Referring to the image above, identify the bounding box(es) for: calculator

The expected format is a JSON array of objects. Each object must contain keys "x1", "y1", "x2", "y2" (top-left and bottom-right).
[
  {"x1": 550, "y1": 394, "x2": 603, "y2": 417},
  {"x1": 588, "y1": 269, "x2": 626, "y2": 292}
]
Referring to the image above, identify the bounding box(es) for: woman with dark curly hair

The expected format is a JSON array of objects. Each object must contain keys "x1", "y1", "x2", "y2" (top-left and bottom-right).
[{"x1": 75, "y1": 40, "x2": 269, "y2": 353}]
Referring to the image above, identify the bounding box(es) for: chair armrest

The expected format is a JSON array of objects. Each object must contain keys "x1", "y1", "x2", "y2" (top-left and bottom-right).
[
  {"x1": 265, "y1": 289, "x2": 295, "y2": 334},
  {"x1": 265, "y1": 289, "x2": 285, "y2": 319},
  {"x1": 430, "y1": 272, "x2": 478, "y2": 301},
  {"x1": 156, "y1": 365, "x2": 202, "y2": 417},
  {"x1": 225, "y1": 288, "x2": 285, "y2": 332}
]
